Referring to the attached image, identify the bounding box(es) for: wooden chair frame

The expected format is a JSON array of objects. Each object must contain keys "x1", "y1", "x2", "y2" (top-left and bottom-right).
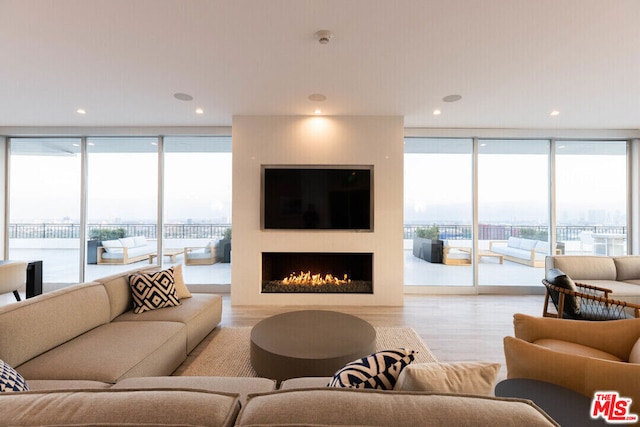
[{"x1": 542, "y1": 278, "x2": 640, "y2": 320}]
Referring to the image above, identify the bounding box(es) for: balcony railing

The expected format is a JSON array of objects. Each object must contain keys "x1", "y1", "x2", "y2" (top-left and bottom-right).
[
  {"x1": 10, "y1": 223, "x2": 626, "y2": 242},
  {"x1": 9, "y1": 224, "x2": 231, "y2": 240},
  {"x1": 403, "y1": 225, "x2": 626, "y2": 241}
]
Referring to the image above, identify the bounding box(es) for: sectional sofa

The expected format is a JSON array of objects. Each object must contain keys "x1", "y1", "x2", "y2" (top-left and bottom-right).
[{"x1": 0, "y1": 267, "x2": 560, "y2": 426}]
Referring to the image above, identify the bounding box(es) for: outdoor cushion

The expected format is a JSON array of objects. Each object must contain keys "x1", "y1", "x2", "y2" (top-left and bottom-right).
[
  {"x1": 101, "y1": 239, "x2": 123, "y2": 253},
  {"x1": 119, "y1": 237, "x2": 136, "y2": 247}
]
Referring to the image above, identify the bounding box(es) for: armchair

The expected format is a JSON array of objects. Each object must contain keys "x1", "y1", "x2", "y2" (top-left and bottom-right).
[
  {"x1": 0, "y1": 261, "x2": 28, "y2": 302},
  {"x1": 542, "y1": 268, "x2": 640, "y2": 320},
  {"x1": 184, "y1": 242, "x2": 218, "y2": 265},
  {"x1": 504, "y1": 313, "x2": 640, "y2": 408}
]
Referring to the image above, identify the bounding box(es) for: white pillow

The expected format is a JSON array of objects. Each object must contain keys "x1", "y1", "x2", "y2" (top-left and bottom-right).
[
  {"x1": 119, "y1": 237, "x2": 135, "y2": 248},
  {"x1": 519, "y1": 239, "x2": 538, "y2": 250},
  {"x1": 394, "y1": 362, "x2": 501, "y2": 396},
  {"x1": 133, "y1": 236, "x2": 147, "y2": 247},
  {"x1": 101, "y1": 240, "x2": 123, "y2": 253},
  {"x1": 507, "y1": 237, "x2": 521, "y2": 248}
]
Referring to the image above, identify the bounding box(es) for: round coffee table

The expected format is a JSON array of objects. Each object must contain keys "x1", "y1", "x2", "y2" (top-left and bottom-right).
[{"x1": 250, "y1": 310, "x2": 376, "y2": 382}]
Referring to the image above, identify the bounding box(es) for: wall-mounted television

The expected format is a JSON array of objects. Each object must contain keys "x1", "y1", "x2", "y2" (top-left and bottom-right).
[{"x1": 262, "y1": 166, "x2": 373, "y2": 230}]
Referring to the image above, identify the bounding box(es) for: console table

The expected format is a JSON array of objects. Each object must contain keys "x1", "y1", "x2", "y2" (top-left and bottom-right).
[{"x1": 0, "y1": 260, "x2": 43, "y2": 299}]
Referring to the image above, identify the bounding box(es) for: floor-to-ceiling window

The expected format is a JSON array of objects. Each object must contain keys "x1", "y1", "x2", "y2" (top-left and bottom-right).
[
  {"x1": 8, "y1": 138, "x2": 82, "y2": 286},
  {"x1": 404, "y1": 138, "x2": 474, "y2": 286},
  {"x1": 163, "y1": 136, "x2": 232, "y2": 284},
  {"x1": 477, "y1": 139, "x2": 550, "y2": 287},
  {"x1": 555, "y1": 141, "x2": 627, "y2": 256},
  {"x1": 85, "y1": 137, "x2": 159, "y2": 281}
]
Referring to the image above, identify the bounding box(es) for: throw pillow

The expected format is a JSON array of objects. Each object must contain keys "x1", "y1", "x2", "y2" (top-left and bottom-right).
[
  {"x1": 172, "y1": 264, "x2": 192, "y2": 299},
  {"x1": 0, "y1": 359, "x2": 29, "y2": 392},
  {"x1": 394, "y1": 362, "x2": 501, "y2": 396},
  {"x1": 327, "y1": 348, "x2": 416, "y2": 390},
  {"x1": 629, "y1": 338, "x2": 640, "y2": 364},
  {"x1": 546, "y1": 268, "x2": 580, "y2": 317},
  {"x1": 129, "y1": 268, "x2": 181, "y2": 314}
]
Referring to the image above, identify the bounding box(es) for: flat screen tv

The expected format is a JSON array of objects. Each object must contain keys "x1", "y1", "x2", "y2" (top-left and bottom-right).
[{"x1": 262, "y1": 166, "x2": 373, "y2": 230}]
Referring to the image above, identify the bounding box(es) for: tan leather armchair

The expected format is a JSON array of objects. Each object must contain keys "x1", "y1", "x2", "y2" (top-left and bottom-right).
[
  {"x1": 0, "y1": 261, "x2": 28, "y2": 301},
  {"x1": 503, "y1": 313, "x2": 640, "y2": 408}
]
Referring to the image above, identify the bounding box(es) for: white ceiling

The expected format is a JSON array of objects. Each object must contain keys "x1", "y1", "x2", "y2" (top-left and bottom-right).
[{"x1": 1, "y1": 0, "x2": 639, "y2": 129}]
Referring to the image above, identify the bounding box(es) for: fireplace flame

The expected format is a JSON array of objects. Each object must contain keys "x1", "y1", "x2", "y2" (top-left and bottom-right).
[{"x1": 281, "y1": 271, "x2": 351, "y2": 286}]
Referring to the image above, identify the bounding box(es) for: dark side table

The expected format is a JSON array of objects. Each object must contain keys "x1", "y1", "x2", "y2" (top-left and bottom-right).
[{"x1": 495, "y1": 379, "x2": 608, "y2": 426}]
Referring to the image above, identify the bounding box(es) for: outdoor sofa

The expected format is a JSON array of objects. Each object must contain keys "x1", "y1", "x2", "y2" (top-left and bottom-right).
[
  {"x1": 489, "y1": 237, "x2": 550, "y2": 267},
  {"x1": 97, "y1": 235, "x2": 157, "y2": 264}
]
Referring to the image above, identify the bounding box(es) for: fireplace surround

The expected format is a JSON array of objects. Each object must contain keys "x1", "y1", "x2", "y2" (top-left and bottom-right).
[{"x1": 262, "y1": 252, "x2": 373, "y2": 294}]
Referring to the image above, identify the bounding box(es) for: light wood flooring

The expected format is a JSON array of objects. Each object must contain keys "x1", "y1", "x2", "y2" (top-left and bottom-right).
[{"x1": 219, "y1": 293, "x2": 544, "y2": 381}]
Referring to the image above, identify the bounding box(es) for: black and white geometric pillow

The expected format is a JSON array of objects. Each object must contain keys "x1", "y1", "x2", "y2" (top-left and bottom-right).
[
  {"x1": 129, "y1": 268, "x2": 181, "y2": 314},
  {"x1": 327, "y1": 348, "x2": 416, "y2": 390},
  {"x1": 0, "y1": 359, "x2": 29, "y2": 392}
]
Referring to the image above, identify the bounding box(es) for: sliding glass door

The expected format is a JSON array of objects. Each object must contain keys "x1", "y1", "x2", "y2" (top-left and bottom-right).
[
  {"x1": 477, "y1": 139, "x2": 550, "y2": 287},
  {"x1": 85, "y1": 138, "x2": 158, "y2": 281},
  {"x1": 555, "y1": 141, "x2": 627, "y2": 256},
  {"x1": 404, "y1": 138, "x2": 474, "y2": 286},
  {"x1": 8, "y1": 138, "x2": 82, "y2": 285},
  {"x1": 163, "y1": 136, "x2": 232, "y2": 284}
]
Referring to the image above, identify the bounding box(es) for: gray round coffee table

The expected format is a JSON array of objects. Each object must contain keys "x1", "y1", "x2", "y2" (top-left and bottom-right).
[{"x1": 250, "y1": 310, "x2": 376, "y2": 382}]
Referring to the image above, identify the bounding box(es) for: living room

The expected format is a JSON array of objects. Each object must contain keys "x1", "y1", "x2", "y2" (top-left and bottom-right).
[{"x1": 1, "y1": 1, "x2": 640, "y2": 425}]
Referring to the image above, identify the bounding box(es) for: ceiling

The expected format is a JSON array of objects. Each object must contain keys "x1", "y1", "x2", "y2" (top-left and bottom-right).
[{"x1": 1, "y1": 0, "x2": 639, "y2": 130}]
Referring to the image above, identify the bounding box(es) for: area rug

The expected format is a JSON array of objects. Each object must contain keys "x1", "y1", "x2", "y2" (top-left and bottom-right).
[{"x1": 174, "y1": 326, "x2": 438, "y2": 377}]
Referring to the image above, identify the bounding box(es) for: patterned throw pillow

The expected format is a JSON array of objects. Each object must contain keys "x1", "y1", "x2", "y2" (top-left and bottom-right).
[
  {"x1": 0, "y1": 359, "x2": 29, "y2": 392},
  {"x1": 327, "y1": 348, "x2": 416, "y2": 390},
  {"x1": 129, "y1": 268, "x2": 181, "y2": 314}
]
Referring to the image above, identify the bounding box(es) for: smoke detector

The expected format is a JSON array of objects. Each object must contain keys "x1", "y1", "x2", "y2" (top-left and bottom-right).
[{"x1": 315, "y1": 30, "x2": 333, "y2": 45}]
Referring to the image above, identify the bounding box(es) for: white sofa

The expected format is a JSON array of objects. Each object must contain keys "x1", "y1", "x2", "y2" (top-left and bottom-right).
[
  {"x1": 489, "y1": 237, "x2": 549, "y2": 267},
  {"x1": 98, "y1": 236, "x2": 157, "y2": 264}
]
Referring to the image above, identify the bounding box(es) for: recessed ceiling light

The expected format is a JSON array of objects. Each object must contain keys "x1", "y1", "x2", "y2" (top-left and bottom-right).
[
  {"x1": 174, "y1": 93, "x2": 193, "y2": 101},
  {"x1": 433, "y1": 109, "x2": 441, "y2": 115},
  {"x1": 550, "y1": 110, "x2": 560, "y2": 116},
  {"x1": 308, "y1": 93, "x2": 327, "y2": 102},
  {"x1": 313, "y1": 108, "x2": 322, "y2": 115},
  {"x1": 442, "y1": 94, "x2": 462, "y2": 103},
  {"x1": 195, "y1": 108, "x2": 204, "y2": 115},
  {"x1": 76, "y1": 108, "x2": 86, "y2": 115}
]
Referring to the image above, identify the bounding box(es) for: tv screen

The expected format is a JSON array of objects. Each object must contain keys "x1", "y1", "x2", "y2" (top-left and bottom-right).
[{"x1": 263, "y1": 167, "x2": 372, "y2": 230}]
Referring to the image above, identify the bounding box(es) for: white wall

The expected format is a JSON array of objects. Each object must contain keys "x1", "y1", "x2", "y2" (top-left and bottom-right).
[{"x1": 231, "y1": 116, "x2": 404, "y2": 306}]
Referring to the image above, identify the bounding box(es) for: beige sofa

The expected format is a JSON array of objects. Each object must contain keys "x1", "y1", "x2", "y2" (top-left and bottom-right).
[
  {"x1": 546, "y1": 255, "x2": 640, "y2": 304},
  {"x1": 1, "y1": 386, "x2": 559, "y2": 426},
  {"x1": 0, "y1": 269, "x2": 559, "y2": 426},
  {"x1": 504, "y1": 313, "x2": 640, "y2": 409},
  {"x1": 0, "y1": 266, "x2": 222, "y2": 383}
]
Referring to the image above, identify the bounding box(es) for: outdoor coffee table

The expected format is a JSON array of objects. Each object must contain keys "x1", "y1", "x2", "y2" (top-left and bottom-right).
[
  {"x1": 250, "y1": 310, "x2": 376, "y2": 382},
  {"x1": 148, "y1": 249, "x2": 184, "y2": 264}
]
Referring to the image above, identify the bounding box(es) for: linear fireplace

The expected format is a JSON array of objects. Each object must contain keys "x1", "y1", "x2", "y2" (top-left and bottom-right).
[{"x1": 261, "y1": 252, "x2": 373, "y2": 294}]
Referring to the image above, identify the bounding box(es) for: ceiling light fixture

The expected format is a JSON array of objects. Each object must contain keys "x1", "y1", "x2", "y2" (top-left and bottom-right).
[
  {"x1": 195, "y1": 108, "x2": 204, "y2": 115},
  {"x1": 315, "y1": 30, "x2": 333, "y2": 45},
  {"x1": 433, "y1": 109, "x2": 441, "y2": 115},
  {"x1": 174, "y1": 93, "x2": 193, "y2": 101},
  {"x1": 308, "y1": 93, "x2": 327, "y2": 102},
  {"x1": 550, "y1": 110, "x2": 560, "y2": 116},
  {"x1": 76, "y1": 108, "x2": 86, "y2": 115},
  {"x1": 442, "y1": 94, "x2": 462, "y2": 103},
  {"x1": 314, "y1": 108, "x2": 322, "y2": 115}
]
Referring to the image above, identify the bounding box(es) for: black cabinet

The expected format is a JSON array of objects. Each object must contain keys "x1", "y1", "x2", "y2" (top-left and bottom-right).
[{"x1": 412, "y1": 237, "x2": 443, "y2": 263}]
